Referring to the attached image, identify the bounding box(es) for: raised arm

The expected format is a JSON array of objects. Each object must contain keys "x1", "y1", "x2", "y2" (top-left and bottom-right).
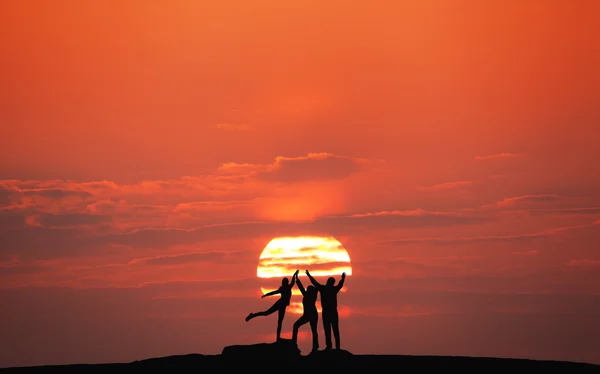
[
  {"x1": 334, "y1": 272, "x2": 346, "y2": 293},
  {"x1": 305, "y1": 270, "x2": 321, "y2": 288},
  {"x1": 289, "y1": 270, "x2": 299, "y2": 289},
  {"x1": 296, "y1": 275, "x2": 306, "y2": 295}
]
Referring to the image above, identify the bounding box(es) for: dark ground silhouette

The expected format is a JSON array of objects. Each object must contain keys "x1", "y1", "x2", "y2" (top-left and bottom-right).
[
  {"x1": 306, "y1": 270, "x2": 345, "y2": 350},
  {"x1": 3, "y1": 342, "x2": 599, "y2": 372}
]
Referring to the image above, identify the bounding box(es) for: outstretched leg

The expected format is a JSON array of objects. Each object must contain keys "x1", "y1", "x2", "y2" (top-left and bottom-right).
[
  {"x1": 246, "y1": 300, "x2": 280, "y2": 322},
  {"x1": 276, "y1": 306, "x2": 286, "y2": 341},
  {"x1": 309, "y1": 317, "x2": 319, "y2": 353}
]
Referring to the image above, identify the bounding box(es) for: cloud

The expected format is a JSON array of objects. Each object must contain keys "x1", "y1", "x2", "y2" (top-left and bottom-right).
[
  {"x1": 0, "y1": 179, "x2": 110, "y2": 197},
  {"x1": 381, "y1": 221, "x2": 600, "y2": 246},
  {"x1": 0, "y1": 184, "x2": 93, "y2": 209},
  {"x1": 0, "y1": 183, "x2": 97, "y2": 214},
  {"x1": 528, "y1": 207, "x2": 600, "y2": 216},
  {"x1": 0, "y1": 207, "x2": 489, "y2": 260},
  {"x1": 102, "y1": 222, "x2": 280, "y2": 249},
  {"x1": 0, "y1": 152, "x2": 380, "y2": 231},
  {"x1": 320, "y1": 209, "x2": 489, "y2": 231},
  {"x1": 0, "y1": 185, "x2": 18, "y2": 207},
  {"x1": 0, "y1": 177, "x2": 246, "y2": 210},
  {"x1": 355, "y1": 258, "x2": 470, "y2": 279},
  {"x1": 566, "y1": 259, "x2": 600, "y2": 267},
  {"x1": 258, "y1": 261, "x2": 351, "y2": 276},
  {"x1": 512, "y1": 250, "x2": 540, "y2": 256},
  {"x1": 131, "y1": 251, "x2": 250, "y2": 266},
  {"x1": 261, "y1": 153, "x2": 367, "y2": 182},
  {"x1": 135, "y1": 277, "x2": 258, "y2": 293},
  {"x1": 481, "y1": 194, "x2": 565, "y2": 210},
  {"x1": 475, "y1": 153, "x2": 526, "y2": 161},
  {"x1": 218, "y1": 152, "x2": 371, "y2": 183},
  {"x1": 37, "y1": 213, "x2": 112, "y2": 228},
  {"x1": 172, "y1": 200, "x2": 252, "y2": 214},
  {"x1": 419, "y1": 181, "x2": 472, "y2": 191},
  {"x1": 21, "y1": 189, "x2": 93, "y2": 199},
  {"x1": 0, "y1": 177, "x2": 261, "y2": 234},
  {"x1": 0, "y1": 264, "x2": 48, "y2": 276}
]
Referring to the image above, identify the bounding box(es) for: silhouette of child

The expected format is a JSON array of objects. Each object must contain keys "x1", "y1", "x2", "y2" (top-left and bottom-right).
[
  {"x1": 245, "y1": 270, "x2": 299, "y2": 341},
  {"x1": 292, "y1": 271, "x2": 319, "y2": 354}
]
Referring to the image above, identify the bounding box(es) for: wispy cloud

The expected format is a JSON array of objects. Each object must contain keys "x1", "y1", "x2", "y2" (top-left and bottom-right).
[
  {"x1": 419, "y1": 181, "x2": 472, "y2": 191},
  {"x1": 380, "y1": 221, "x2": 600, "y2": 246},
  {"x1": 528, "y1": 207, "x2": 600, "y2": 215},
  {"x1": 566, "y1": 259, "x2": 600, "y2": 267},
  {"x1": 481, "y1": 194, "x2": 565, "y2": 209},
  {"x1": 218, "y1": 152, "x2": 372, "y2": 183},
  {"x1": 475, "y1": 152, "x2": 526, "y2": 161},
  {"x1": 129, "y1": 251, "x2": 248, "y2": 266}
]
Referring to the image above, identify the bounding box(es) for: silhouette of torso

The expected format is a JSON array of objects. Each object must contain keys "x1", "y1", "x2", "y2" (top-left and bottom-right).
[
  {"x1": 280, "y1": 285, "x2": 292, "y2": 306},
  {"x1": 302, "y1": 291, "x2": 318, "y2": 317},
  {"x1": 318, "y1": 285, "x2": 338, "y2": 312}
]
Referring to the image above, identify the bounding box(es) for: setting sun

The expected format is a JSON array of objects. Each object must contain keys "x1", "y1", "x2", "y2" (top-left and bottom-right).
[
  {"x1": 257, "y1": 236, "x2": 352, "y2": 314},
  {"x1": 257, "y1": 236, "x2": 352, "y2": 279}
]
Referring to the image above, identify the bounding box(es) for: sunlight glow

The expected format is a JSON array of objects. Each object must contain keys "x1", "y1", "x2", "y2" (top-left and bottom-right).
[
  {"x1": 256, "y1": 236, "x2": 352, "y2": 315},
  {"x1": 256, "y1": 236, "x2": 352, "y2": 278}
]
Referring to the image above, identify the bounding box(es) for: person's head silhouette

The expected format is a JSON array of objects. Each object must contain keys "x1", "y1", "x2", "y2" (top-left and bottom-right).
[
  {"x1": 281, "y1": 277, "x2": 290, "y2": 286},
  {"x1": 326, "y1": 277, "x2": 335, "y2": 287},
  {"x1": 306, "y1": 285, "x2": 317, "y2": 297}
]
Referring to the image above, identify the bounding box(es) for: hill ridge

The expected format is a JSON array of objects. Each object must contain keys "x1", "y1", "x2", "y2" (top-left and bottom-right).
[{"x1": 2, "y1": 342, "x2": 599, "y2": 372}]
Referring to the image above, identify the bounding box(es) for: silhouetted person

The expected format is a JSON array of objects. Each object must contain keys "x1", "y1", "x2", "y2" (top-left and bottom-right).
[
  {"x1": 246, "y1": 270, "x2": 299, "y2": 341},
  {"x1": 306, "y1": 270, "x2": 346, "y2": 350},
  {"x1": 291, "y1": 271, "x2": 319, "y2": 354}
]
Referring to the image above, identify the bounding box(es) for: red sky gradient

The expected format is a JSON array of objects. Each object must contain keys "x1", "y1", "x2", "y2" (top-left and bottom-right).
[{"x1": 1, "y1": 0, "x2": 600, "y2": 368}]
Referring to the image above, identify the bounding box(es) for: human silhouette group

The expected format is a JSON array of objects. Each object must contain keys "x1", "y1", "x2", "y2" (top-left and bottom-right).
[{"x1": 245, "y1": 269, "x2": 346, "y2": 354}]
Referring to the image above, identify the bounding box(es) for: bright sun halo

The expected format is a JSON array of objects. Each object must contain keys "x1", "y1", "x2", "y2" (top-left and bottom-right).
[
  {"x1": 257, "y1": 236, "x2": 352, "y2": 279},
  {"x1": 257, "y1": 236, "x2": 352, "y2": 311},
  {"x1": 256, "y1": 236, "x2": 353, "y2": 322}
]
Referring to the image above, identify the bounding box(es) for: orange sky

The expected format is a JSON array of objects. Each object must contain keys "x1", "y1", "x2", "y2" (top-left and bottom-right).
[{"x1": 1, "y1": 0, "x2": 600, "y2": 368}]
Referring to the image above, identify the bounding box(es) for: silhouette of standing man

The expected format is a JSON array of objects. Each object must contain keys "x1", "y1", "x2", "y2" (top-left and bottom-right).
[
  {"x1": 291, "y1": 271, "x2": 319, "y2": 354},
  {"x1": 246, "y1": 270, "x2": 299, "y2": 342},
  {"x1": 305, "y1": 270, "x2": 346, "y2": 350}
]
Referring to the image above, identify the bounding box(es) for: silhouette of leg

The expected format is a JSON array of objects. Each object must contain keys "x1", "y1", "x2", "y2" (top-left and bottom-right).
[
  {"x1": 309, "y1": 317, "x2": 319, "y2": 353},
  {"x1": 331, "y1": 310, "x2": 340, "y2": 349},
  {"x1": 322, "y1": 313, "x2": 332, "y2": 349},
  {"x1": 246, "y1": 300, "x2": 280, "y2": 321},
  {"x1": 276, "y1": 306, "x2": 286, "y2": 341},
  {"x1": 292, "y1": 315, "x2": 309, "y2": 344}
]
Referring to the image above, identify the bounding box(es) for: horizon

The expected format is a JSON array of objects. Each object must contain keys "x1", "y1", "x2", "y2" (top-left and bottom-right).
[{"x1": 1, "y1": 0, "x2": 600, "y2": 368}]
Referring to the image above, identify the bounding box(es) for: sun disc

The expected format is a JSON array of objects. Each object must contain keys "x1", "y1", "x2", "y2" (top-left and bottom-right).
[
  {"x1": 257, "y1": 236, "x2": 352, "y2": 279},
  {"x1": 256, "y1": 236, "x2": 352, "y2": 315}
]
